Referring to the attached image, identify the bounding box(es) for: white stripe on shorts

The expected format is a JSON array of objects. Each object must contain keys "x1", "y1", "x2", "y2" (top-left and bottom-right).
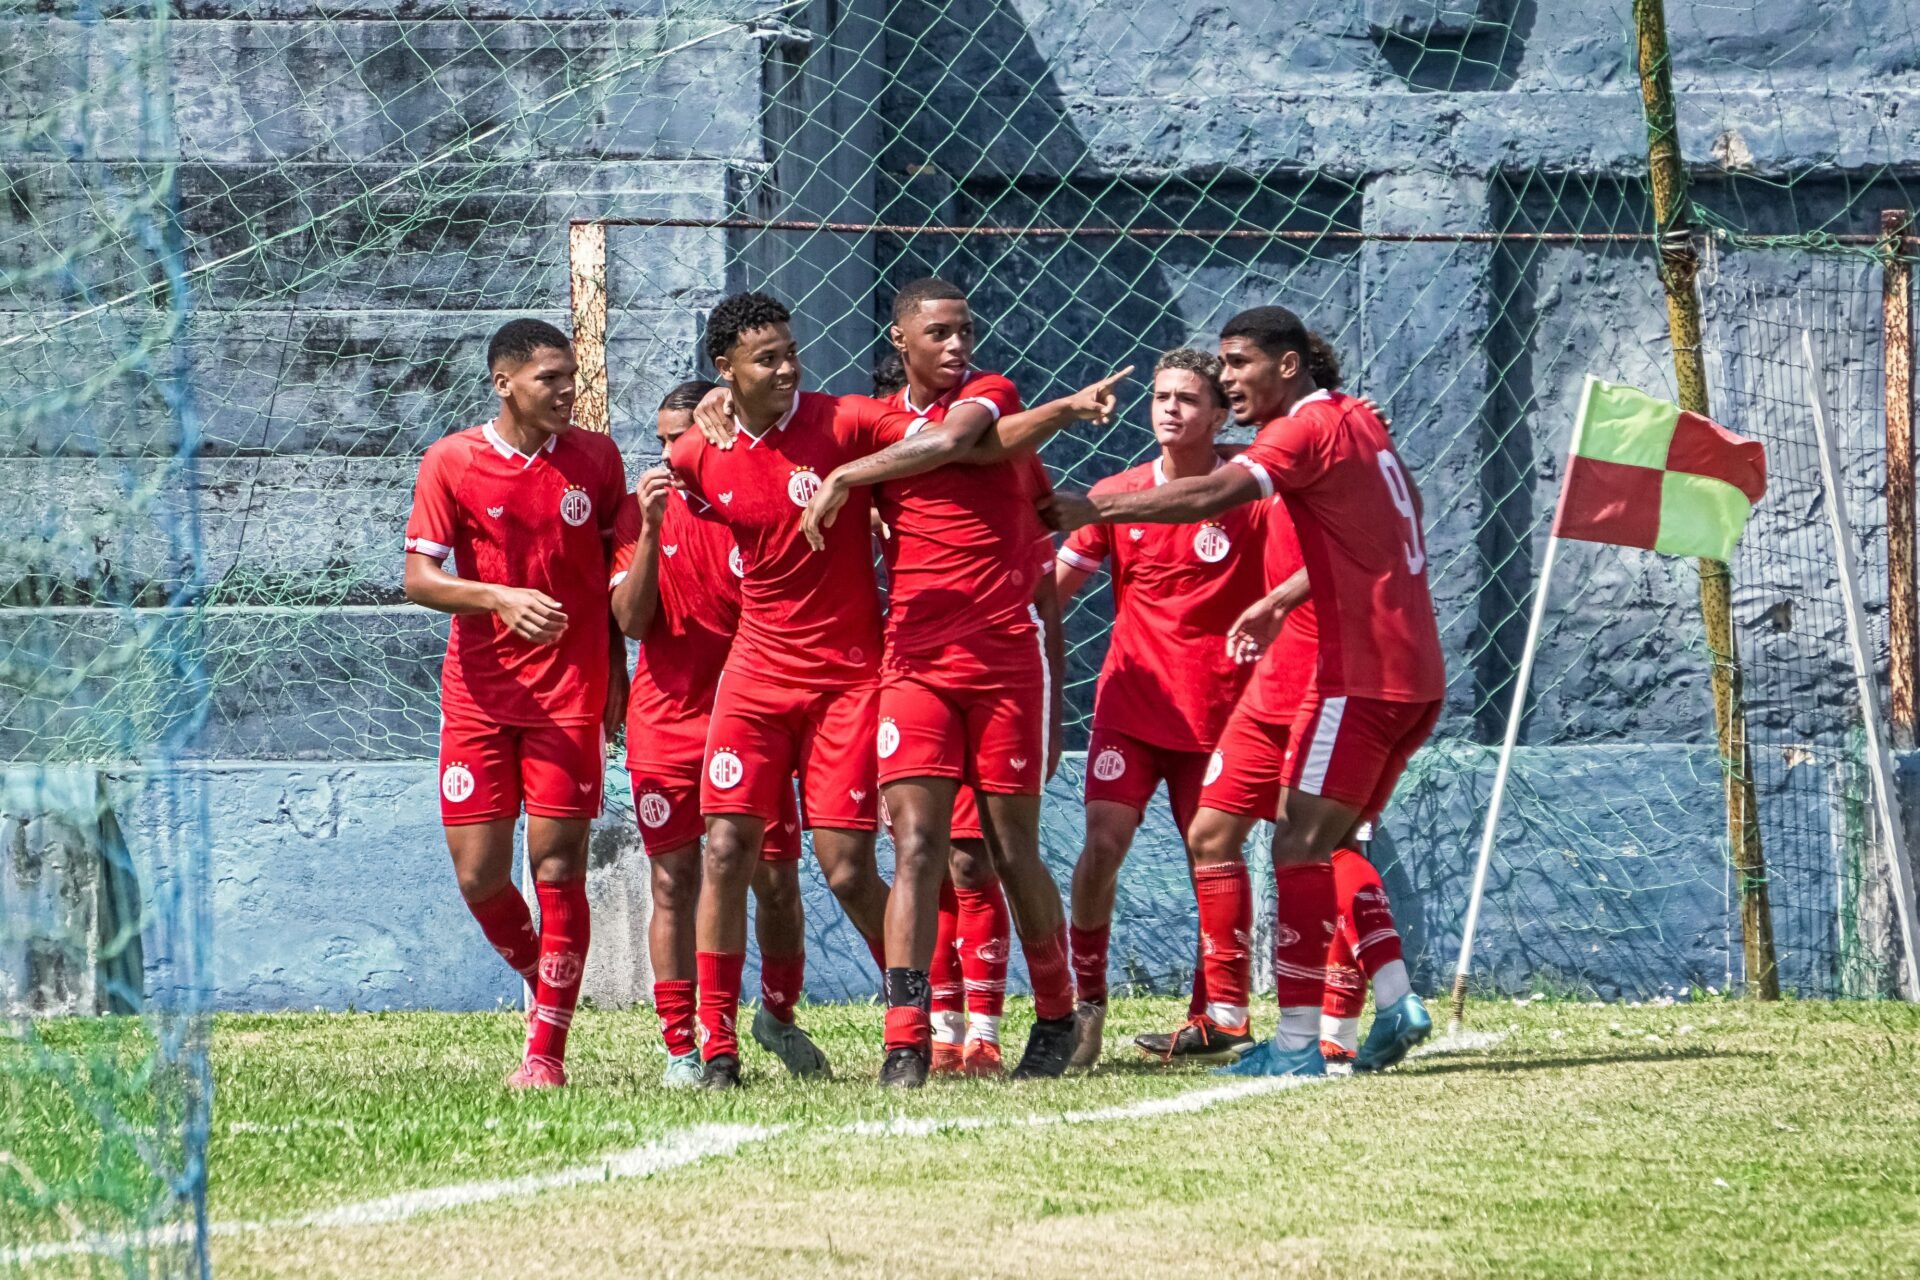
[
  {"x1": 1297, "y1": 696, "x2": 1348, "y2": 797},
  {"x1": 1029, "y1": 602, "x2": 1050, "y2": 772}
]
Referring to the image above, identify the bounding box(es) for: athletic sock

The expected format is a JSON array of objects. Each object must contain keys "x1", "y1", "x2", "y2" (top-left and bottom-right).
[
  {"x1": 1188, "y1": 927, "x2": 1210, "y2": 1019},
  {"x1": 955, "y1": 879, "x2": 1010, "y2": 1022},
  {"x1": 1321, "y1": 1013, "x2": 1361, "y2": 1054},
  {"x1": 695, "y1": 951, "x2": 745, "y2": 1061},
  {"x1": 932, "y1": 879, "x2": 965, "y2": 1023},
  {"x1": 965, "y1": 1013, "x2": 1002, "y2": 1046},
  {"x1": 1069, "y1": 922, "x2": 1111, "y2": 1006},
  {"x1": 653, "y1": 978, "x2": 697, "y2": 1058},
  {"x1": 1371, "y1": 959, "x2": 1413, "y2": 1009},
  {"x1": 465, "y1": 882, "x2": 539, "y2": 981},
  {"x1": 1322, "y1": 926, "x2": 1367, "y2": 1021},
  {"x1": 759, "y1": 951, "x2": 805, "y2": 1025},
  {"x1": 526, "y1": 879, "x2": 589, "y2": 1064},
  {"x1": 932, "y1": 1009, "x2": 966, "y2": 1046},
  {"x1": 1330, "y1": 846, "x2": 1407, "y2": 994},
  {"x1": 1022, "y1": 924, "x2": 1075, "y2": 1022},
  {"x1": 883, "y1": 967, "x2": 932, "y2": 1055},
  {"x1": 1193, "y1": 862, "x2": 1253, "y2": 1027},
  {"x1": 1272, "y1": 861, "x2": 1336, "y2": 1048}
]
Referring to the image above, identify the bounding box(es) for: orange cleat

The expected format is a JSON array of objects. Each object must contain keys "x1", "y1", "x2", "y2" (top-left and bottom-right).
[
  {"x1": 930, "y1": 1042, "x2": 965, "y2": 1076},
  {"x1": 505, "y1": 1054, "x2": 567, "y2": 1090},
  {"x1": 961, "y1": 1038, "x2": 1004, "y2": 1078},
  {"x1": 1320, "y1": 1039, "x2": 1356, "y2": 1065}
]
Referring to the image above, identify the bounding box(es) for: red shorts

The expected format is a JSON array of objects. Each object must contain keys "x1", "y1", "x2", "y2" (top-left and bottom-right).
[
  {"x1": 438, "y1": 710, "x2": 603, "y2": 825},
  {"x1": 702, "y1": 671, "x2": 879, "y2": 830},
  {"x1": 1083, "y1": 723, "x2": 1212, "y2": 834},
  {"x1": 1284, "y1": 694, "x2": 1442, "y2": 818},
  {"x1": 883, "y1": 785, "x2": 987, "y2": 843},
  {"x1": 629, "y1": 765, "x2": 800, "y2": 860},
  {"x1": 878, "y1": 619, "x2": 1048, "y2": 796},
  {"x1": 1195, "y1": 698, "x2": 1289, "y2": 823}
]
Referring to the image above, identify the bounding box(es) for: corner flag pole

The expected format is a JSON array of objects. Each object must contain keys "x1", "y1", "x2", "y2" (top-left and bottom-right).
[
  {"x1": 1802, "y1": 330, "x2": 1920, "y2": 998},
  {"x1": 1447, "y1": 530, "x2": 1562, "y2": 1033}
]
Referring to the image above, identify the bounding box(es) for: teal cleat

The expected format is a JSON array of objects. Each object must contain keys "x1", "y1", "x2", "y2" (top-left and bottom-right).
[
  {"x1": 662, "y1": 1051, "x2": 703, "y2": 1089},
  {"x1": 751, "y1": 1006, "x2": 832, "y2": 1079},
  {"x1": 1214, "y1": 1039, "x2": 1327, "y2": 1078},
  {"x1": 1355, "y1": 993, "x2": 1433, "y2": 1073}
]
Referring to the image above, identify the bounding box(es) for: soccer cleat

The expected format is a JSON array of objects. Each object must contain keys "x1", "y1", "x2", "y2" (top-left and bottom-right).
[
  {"x1": 1010, "y1": 1015, "x2": 1075, "y2": 1080},
  {"x1": 700, "y1": 1053, "x2": 742, "y2": 1091},
  {"x1": 1214, "y1": 1039, "x2": 1327, "y2": 1078},
  {"x1": 930, "y1": 1042, "x2": 965, "y2": 1077},
  {"x1": 880, "y1": 1046, "x2": 930, "y2": 1089},
  {"x1": 1355, "y1": 992, "x2": 1433, "y2": 1073},
  {"x1": 661, "y1": 1051, "x2": 703, "y2": 1089},
  {"x1": 961, "y1": 1038, "x2": 1004, "y2": 1078},
  {"x1": 505, "y1": 1055, "x2": 567, "y2": 1090},
  {"x1": 751, "y1": 1006, "x2": 832, "y2": 1080},
  {"x1": 1319, "y1": 1039, "x2": 1357, "y2": 1066},
  {"x1": 1133, "y1": 1015, "x2": 1255, "y2": 1065},
  {"x1": 1067, "y1": 999, "x2": 1106, "y2": 1073}
]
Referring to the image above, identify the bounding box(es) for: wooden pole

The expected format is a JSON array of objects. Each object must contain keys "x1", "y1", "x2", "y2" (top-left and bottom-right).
[
  {"x1": 1632, "y1": 0, "x2": 1780, "y2": 998},
  {"x1": 1885, "y1": 209, "x2": 1916, "y2": 750},
  {"x1": 569, "y1": 221, "x2": 611, "y2": 435}
]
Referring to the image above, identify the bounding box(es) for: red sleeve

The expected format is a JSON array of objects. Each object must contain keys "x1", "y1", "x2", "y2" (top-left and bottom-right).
[
  {"x1": 1021, "y1": 451, "x2": 1054, "y2": 501},
  {"x1": 1232, "y1": 414, "x2": 1330, "y2": 499},
  {"x1": 952, "y1": 371, "x2": 1023, "y2": 421},
  {"x1": 667, "y1": 430, "x2": 708, "y2": 506},
  {"x1": 404, "y1": 441, "x2": 460, "y2": 560},
  {"x1": 599, "y1": 437, "x2": 627, "y2": 540},
  {"x1": 833, "y1": 394, "x2": 925, "y2": 453},
  {"x1": 609, "y1": 494, "x2": 641, "y2": 586},
  {"x1": 1059, "y1": 520, "x2": 1109, "y2": 574}
]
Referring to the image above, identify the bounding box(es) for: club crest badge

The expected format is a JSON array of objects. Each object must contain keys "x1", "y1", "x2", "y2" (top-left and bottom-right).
[
  {"x1": 441, "y1": 762, "x2": 476, "y2": 803},
  {"x1": 1193, "y1": 521, "x2": 1231, "y2": 563},
  {"x1": 559, "y1": 484, "x2": 592, "y2": 527},
  {"x1": 787, "y1": 466, "x2": 820, "y2": 507},
  {"x1": 708, "y1": 748, "x2": 744, "y2": 790},
  {"x1": 1092, "y1": 748, "x2": 1127, "y2": 781}
]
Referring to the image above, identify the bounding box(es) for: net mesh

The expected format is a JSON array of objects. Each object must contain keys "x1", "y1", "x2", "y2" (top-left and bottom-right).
[{"x1": 4, "y1": 0, "x2": 1917, "y2": 1256}]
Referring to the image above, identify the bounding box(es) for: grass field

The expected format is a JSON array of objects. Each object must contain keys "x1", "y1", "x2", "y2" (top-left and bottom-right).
[{"x1": 7, "y1": 996, "x2": 1920, "y2": 1278}]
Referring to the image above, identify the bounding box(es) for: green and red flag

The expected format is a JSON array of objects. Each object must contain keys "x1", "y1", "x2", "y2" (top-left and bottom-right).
[{"x1": 1553, "y1": 376, "x2": 1767, "y2": 562}]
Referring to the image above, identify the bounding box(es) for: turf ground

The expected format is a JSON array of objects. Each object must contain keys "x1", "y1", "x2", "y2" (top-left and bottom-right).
[{"x1": 7, "y1": 997, "x2": 1920, "y2": 1278}]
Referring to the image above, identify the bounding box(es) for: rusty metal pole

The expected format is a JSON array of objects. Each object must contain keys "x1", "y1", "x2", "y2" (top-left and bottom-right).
[
  {"x1": 1633, "y1": 0, "x2": 1780, "y2": 998},
  {"x1": 569, "y1": 221, "x2": 611, "y2": 434},
  {"x1": 1884, "y1": 210, "x2": 1916, "y2": 750}
]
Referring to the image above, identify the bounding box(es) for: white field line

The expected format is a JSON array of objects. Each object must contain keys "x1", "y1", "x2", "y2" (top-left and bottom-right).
[{"x1": 5, "y1": 1029, "x2": 1506, "y2": 1264}]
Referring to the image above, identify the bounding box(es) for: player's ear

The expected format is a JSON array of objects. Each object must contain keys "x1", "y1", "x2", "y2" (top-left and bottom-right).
[
  {"x1": 489, "y1": 363, "x2": 512, "y2": 399},
  {"x1": 888, "y1": 322, "x2": 907, "y2": 354},
  {"x1": 712, "y1": 354, "x2": 733, "y2": 384},
  {"x1": 1278, "y1": 348, "x2": 1301, "y2": 380}
]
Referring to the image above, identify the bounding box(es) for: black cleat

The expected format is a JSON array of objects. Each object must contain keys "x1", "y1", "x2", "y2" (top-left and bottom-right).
[
  {"x1": 700, "y1": 1053, "x2": 742, "y2": 1091},
  {"x1": 1010, "y1": 1015, "x2": 1075, "y2": 1080},
  {"x1": 880, "y1": 1046, "x2": 929, "y2": 1089},
  {"x1": 1133, "y1": 1015, "x2": 1256, "y2": 1065}
]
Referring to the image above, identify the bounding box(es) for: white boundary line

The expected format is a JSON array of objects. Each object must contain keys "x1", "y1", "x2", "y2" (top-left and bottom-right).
[{"x1": 5, "y1": 1032, "x2": 1502, "y2": 1264}]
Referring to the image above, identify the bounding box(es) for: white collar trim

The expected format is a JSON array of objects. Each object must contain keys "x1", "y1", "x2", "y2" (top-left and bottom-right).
[
  {"x1": 1293, "y1": 388, "x2": 1334, "y2": 410},
  {"x1": 902, "y1": 368, "x2": 975, "y2": 415},
  {"x1": 1152, "y1": 454, "x2": 1224, "y2": 487},
  {"x1": 484, "y1": 421, "x2": 557, "y2": 467},
  {"x1": 736, "y1": 393, "x2": 800, "y2": 446}
]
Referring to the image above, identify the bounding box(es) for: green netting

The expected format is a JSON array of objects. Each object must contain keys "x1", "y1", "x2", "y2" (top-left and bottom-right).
[{"x1": 6, "y1": 0, "x2": 1919, "y2": 1259}]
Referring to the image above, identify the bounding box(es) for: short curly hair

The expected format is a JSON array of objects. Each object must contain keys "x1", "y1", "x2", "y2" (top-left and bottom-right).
[
  {"x1": 1152, "y1": 347, "x2": 1226, "y2": 407},
  {"x1": 486, "y1": 318, "x2": 571, "y2": 370},
  {"x1": 704, "y1": 292, "x2": 792, "y2": 364}
]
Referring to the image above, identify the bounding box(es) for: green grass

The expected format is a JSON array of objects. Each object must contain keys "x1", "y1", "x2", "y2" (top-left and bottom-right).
[{"x1": 8, "y1": 997, "x2": 1920, "y2": 1277}]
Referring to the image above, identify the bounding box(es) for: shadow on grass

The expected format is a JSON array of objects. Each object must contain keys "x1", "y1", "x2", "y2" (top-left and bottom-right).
[{"x1": 1401, "y1": 1046, "x2": 1769, "y2": 1076}]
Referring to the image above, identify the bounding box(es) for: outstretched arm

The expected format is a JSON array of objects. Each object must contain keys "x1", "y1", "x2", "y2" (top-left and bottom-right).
[
  {"x1": 404, "y1": 554, "x2": 568, "y2": 643},
  {"x1": 1051, "y1": 463, "x2": 1264, "y2": 532},
  {"x1": 961, "y1": 366, "x2": 1133, "y2": 464}
]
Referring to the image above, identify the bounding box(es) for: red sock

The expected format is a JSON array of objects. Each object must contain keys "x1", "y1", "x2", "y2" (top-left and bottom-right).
[
  {"x1": 465, "y1": 883, "x2": 538, "y2": 981},
  {"x1": 1331, "y1": 846, "x2": 1404, "y2": 977},
  {"x1": 1188, "y1": 925, "x2": 1210, "y2": 1018},
  {"x1": 1322, "y1": 926, "x2": 1367, "y2": 1020},
  {"x1": 760, "y1": 952, "x2": 804, "y2": 1026},
  {"x1": 1194, "y1": 862, "x2": 1253, "y2": 1025},
  {"x1": 883, "y1": 968, "x2": 931, "y2": 1055},
  {"x1": 696, "y1": 951, "x2": 745, "y2": 1061},
  {"x1": 526, "y1": 879, "x2": 589, "y2": 1064},
  {"x1": 654, "y1": 978, "x2": 696, "y2": 1057},
  {"x1": 1069, "y1": 921, "x2": 1110, "y2": 1006},
  {"x1": 1023, "y1": 924, "x2": 1074, "y2": 1022},
  {"x1": 932, "y1": 880, "x2": 964, "y2": 1016},
  {"x1": 955, "y1": 880, "x2": 1010, "y2": 1018},
  {"x1": 1272, "y1": 861, "x2": 1335, "y2": 1009}
]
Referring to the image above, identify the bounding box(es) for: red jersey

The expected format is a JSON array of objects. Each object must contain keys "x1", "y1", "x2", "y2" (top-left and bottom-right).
[
  {"x1": 1059, "y1": 458, "x2": 1269, "y2": 750},
  {"x1": 405, "y1": 422, "x2": 626, "y2": 726},
  {"x1": 668, "y1": 391, "x2": 921, "y2": 687},
  {"x1": 610, "y1": 489, "x2": 743, "y2": 768},
  {"x1": 875, "y1": 372, "x2": 1054, "y2": 655},
  {"x1": 1231, "y1": 390, "x2": 1445, "y2": 702},
  {"x1": 1239, "y1": 496, "x2": 1321, "y2": 723}
]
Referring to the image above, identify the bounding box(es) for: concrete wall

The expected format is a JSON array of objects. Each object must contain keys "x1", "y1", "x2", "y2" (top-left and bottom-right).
[{"x1": 6, "y1": 2, "x2": 1918, "y2": 1010}]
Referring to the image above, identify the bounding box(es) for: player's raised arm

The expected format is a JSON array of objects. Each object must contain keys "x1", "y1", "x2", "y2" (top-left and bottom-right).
[
  {"x1": 962, "y1": 365, "x2": 1133, "y2": 464},
  {"x1": 1051, "y1": 458, "x2": 1262, "y2": 533}
]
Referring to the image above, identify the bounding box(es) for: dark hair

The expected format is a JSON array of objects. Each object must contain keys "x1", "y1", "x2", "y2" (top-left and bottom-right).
[
  {"x1": 871, "y1": 351, "x2": 907, "y2": 397},
  {"x1": 659, "y1": 379, "x2": 718, "y2": 413},
  {"x1": 486, "y1": 318, "x2": 571, "y2": 370},
  {"x1": 704, "y1": 292, "x2": 792, "y2": 364},
  {"x1": 891, "y1": 276, "x2": 968, "y2": 323},
  {"x1": 1303, "y1": 330, "x2": 1343, "y2": 390},
  {"x1": 1152, "y1": 347, "x2": 1226, "y2": 407},
  {"x1": 1219, "y1": 305, "x2": 1311, "y2": 363}
]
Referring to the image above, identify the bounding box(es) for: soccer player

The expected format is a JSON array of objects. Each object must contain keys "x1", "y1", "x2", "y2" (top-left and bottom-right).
[
  {"x1": 796, "y1": 278, "x2": 1122, "y2": 1086},
  {"x1": 1052, "y1": 348, "x2": 1270, "y2": 1070},
  {"x1": 610, "y1": 379, "x2": 828, "y2": 1087},
  {"x1": 1052, "y1": 306, "x2": 1444, "y2": 1077},
  {"x1": 403, "y1": 318, "x2": 627, "y2": 1090}
]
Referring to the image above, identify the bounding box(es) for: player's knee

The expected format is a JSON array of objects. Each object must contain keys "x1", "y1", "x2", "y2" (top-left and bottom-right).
[
  {"x1": 948, "y1": 839, "x2": 994, "y2": 889},
  {"x1": 650, "y1": 859, "x2": 700, "y2": 914},
  {"x1": 453, "y1": 864, "x2": 509, "y2": 902},
  {"x1": 1186, "y1": 815, "x2": 1245, "y2": 866},
  {"x1": 1268, "y1": 821, "x2": 1331, "y2": 867},
  {"x1": 820, "y1": 855, "x2": 873, "y2": 903},
  {"x1": 752, "y1": 865, "x2": 801, "y2": 915},
  {"x1": 702, "y1": 826, "x2": 757, "y2": 884},
  {"x1": 890, "y1": 822, "x2": 947, "y2": 883},
  {"x1": 1079, "y1": 825, "x2": 1132, "y2": 876}
]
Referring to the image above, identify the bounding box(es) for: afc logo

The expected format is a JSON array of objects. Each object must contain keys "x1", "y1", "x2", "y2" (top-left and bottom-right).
[
  {"x1": 1203, "y1": 750, "x2": 1225, "y2": 786},
  {"x1": 708, "y1": 748, "x2": 745, "y2": 791},
  {"x1": 559, "y1": 485, "x2": 593, "y2": 528},
  {"x1": 441, "y1": 762, "x2": 476, "y2": 803},
  {"x1": 787, "y1": 467, "x2": 821, "y2": 507},
  {"x1": 539, "y1": 951, "x2": 583, "y2": 988},
  {"x1": 877, "y1": 717, "x2": 901, "y2": 759},
  {"x1": 728, "y1": 545, "x2": 745, "y2": 577},
  {"x1": 638, "y1": 792, "x2": 672, "y2": 830},
  {"x1": 1091, "y1": 747, "x2": 1127, "y2": 782},
  {"x1": 1192, "y1": 522, "x2": 1231, "y2": 563}
]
